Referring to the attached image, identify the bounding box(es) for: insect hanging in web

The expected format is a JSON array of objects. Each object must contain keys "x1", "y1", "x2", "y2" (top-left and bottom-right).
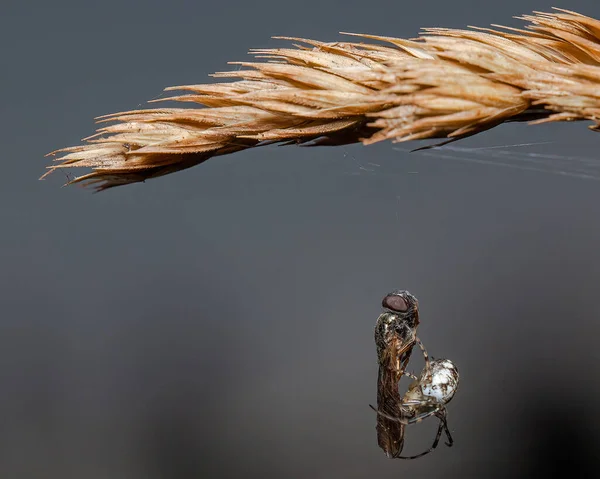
[
  {"x1": 371, "y1": 345, "x2": 459, "y2": 460},
  {"x1": 374, "y1": 290, "x2": 421, "y2": 459}
]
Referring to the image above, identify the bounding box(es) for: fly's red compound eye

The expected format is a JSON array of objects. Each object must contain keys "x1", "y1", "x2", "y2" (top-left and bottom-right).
[{"x1": 382, "y1": 294, "x2": 408, "y2": 313}]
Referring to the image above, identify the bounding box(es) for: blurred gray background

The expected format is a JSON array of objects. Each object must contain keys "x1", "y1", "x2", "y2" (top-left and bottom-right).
[{"x1": 2, "y1": 0, "x2": 600, "y2": 477}]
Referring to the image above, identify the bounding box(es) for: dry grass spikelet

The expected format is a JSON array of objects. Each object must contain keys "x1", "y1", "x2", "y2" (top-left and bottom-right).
[{"x1": 45, "y1": 7, "x2": 600, "y2": 191}]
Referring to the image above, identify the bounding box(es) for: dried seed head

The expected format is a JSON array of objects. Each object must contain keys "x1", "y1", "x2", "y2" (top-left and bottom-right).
[{"x1": 44, "y1": 8, "x2": 600, "y2": 191}]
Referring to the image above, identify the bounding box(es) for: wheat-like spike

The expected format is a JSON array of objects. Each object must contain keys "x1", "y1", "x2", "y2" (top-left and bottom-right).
[{"x1": 44, "y1": 8, "x2": 600, "y2": 191}]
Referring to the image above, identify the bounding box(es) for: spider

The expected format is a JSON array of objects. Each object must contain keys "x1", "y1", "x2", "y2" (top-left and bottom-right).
[{"x1": 371, "y1": 338, "x2": 459, "y2": 460}]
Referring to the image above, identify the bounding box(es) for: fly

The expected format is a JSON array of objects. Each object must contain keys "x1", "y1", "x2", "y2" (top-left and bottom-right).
[{"x1": 374, "y1": 290, "x2": 420, "y2": 458}]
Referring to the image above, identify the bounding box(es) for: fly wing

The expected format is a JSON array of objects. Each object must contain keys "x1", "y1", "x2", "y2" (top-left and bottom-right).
[
  {"x1": 374, "y1": 307, "x2": 419, "y2": 458},
  {"x1": 376, "y1": 361, "x2": 406, "y2": 456}
]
